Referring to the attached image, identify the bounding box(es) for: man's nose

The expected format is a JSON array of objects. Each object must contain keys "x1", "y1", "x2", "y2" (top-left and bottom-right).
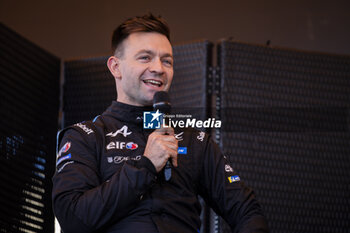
[{"x1": 149, "y1": 58, "x2": 164, "y2": 74}]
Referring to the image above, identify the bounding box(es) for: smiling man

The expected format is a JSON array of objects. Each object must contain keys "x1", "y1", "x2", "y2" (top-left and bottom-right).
[
  {"x1": 52, "y1": 14, "x2": 269, "y2": 233},
  {"x1": 107, "y1": 31, "x2": 174, "y2": 106}
]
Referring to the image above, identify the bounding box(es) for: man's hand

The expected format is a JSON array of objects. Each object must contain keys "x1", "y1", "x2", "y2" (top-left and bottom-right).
[{"x1": 144, "y1": 126, "x2": 178, "y2": 173}]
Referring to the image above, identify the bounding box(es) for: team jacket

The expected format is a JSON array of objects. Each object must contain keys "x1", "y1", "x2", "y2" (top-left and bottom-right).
[{"x1": 52, "y1": 101, "x2": 269, "y2": 233}]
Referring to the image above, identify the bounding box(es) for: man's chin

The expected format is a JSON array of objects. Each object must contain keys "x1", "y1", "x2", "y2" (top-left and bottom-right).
[
  {"x1": 142, "y1": 99, "x2": 153, "y2": 106},
  {"x1": 139, "y1": 95, "x2": 154, "y2": 106},
  {"x1": 142, "y1": 89, "x2": 168, "y2": 106},
  {"x1": 144, "y1": 92, "x2": 157, "y2": 104}
]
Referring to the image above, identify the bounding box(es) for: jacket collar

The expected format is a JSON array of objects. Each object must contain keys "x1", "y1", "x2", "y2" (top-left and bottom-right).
[{"x1": 103, "y1": 101, "x2": 153, "y2": 124}]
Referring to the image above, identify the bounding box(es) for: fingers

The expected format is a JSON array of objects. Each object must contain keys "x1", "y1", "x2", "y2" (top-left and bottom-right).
[
  {"x1": 144, "y1": 127, "x2": 178, "y2": 172},
  {"x1": 163, "y1": 140, "x2": 178, "y2": 157},
  {"x1": 160, "y1": 135, "x2": 178, "y2": 144},
  {"x1": 170, "y1": 154, "x2": 178, "y2": 167},
  {"x1": 159, "y1": 142, "x2": 178, "y2": 168},
  {"x1": 157, "y1": 139, "x2": 178, "y2": 166},
  {"x1": 154, "y1": 125, "x2": 174, "y2": 136}
]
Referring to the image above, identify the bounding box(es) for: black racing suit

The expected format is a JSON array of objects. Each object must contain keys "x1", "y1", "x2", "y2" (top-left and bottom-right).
[{"x1": 52, "y1": 101, "x2": 268, "y2": 233}]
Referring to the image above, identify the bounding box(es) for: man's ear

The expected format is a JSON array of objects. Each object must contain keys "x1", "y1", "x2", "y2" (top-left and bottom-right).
[{"x1": 107, "y1": 56, "x2": 121, "y2": 79}]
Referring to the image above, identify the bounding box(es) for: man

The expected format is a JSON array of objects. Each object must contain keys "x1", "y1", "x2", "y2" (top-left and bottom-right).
[{"x1": 52, "y1": 14, "x2": 269, "y2": 233}]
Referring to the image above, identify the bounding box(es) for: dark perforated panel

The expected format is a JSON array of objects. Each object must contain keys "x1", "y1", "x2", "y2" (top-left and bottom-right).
[
  {"x1": 0, "y1": 23, "x2": 59, "y2": 233},
  {"x1": 171, "y1": 41, "x2": 212, "y2": 233},
  {"x1": 63, "y1": 57, "x2": 116, "y2": 127},
  {"x1": 217, "y1": 41, "x2": 350, "y2": 232},
  {"x1": 219, "y1": 42, "x2": 350, "y2": 107},
  {"x1": 170, "y1": 41, "x2": 212, "y2": 121}
]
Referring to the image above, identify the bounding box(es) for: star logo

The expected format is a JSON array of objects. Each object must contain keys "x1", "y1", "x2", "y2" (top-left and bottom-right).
[
  {"x1": 151, "y1": 109, "x2": 162, "y2": 122},
  {"x1": 143, "y1": 110, "x2": 163, "y2": 129}
]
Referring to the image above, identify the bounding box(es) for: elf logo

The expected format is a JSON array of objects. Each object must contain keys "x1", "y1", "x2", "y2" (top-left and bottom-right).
[
  {"x1": 126, "y1": 142, "x2": 138, "y2": 150},
  {"x1": 106, "y1": 141, "x2": 138, "y2": 150}
]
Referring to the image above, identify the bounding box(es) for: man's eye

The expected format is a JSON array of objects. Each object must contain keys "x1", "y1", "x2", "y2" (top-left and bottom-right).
[
  {"x1": 163, "y1": 60, "x2": 173, "y2": 66},
  {"x1": 139, "y1": 56, "x2": 150, "y2": 61}
]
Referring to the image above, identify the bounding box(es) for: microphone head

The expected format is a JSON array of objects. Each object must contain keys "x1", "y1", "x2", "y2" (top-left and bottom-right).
[{"x1": 153, "y1": 91, "x2": 171, "y2": 114}]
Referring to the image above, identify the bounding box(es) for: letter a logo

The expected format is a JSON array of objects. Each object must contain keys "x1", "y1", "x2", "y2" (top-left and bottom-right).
[{"x1": 106, "y1": 125, "x2": 132, "y2": 137}]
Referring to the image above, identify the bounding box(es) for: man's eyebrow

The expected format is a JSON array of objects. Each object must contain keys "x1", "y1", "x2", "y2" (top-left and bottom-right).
[{"x1": 135, "y1": 49, "x2": 173, "y2": 59}]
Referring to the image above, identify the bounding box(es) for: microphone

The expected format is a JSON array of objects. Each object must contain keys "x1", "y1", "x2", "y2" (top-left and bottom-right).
[
  {"x1": 153, "y1": 91, "x2": 172, "y2": 181},
  {"x1": 153, "y1": 91, "x2": 171, "y2": 115}
]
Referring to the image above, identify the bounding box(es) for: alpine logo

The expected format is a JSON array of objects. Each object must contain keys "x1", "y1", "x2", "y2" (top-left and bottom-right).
[
  {"x1": 106, "y1": 141, "x2": 138, "y2": 150},
  {"x1": 106, "y1": 125, "x2": 132, "y2": 138}
]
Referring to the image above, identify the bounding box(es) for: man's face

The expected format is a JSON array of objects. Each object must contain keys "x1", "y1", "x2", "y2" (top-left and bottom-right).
[{"x1": 111, "y1": 32, "x2": 173, "y2": 106}]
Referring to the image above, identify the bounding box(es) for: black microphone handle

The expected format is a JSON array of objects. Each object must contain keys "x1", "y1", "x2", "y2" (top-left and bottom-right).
[
  {"x1": 153, "y1": 91, "x2": 172, "y2": 181},
  {"x1": 164, "y1": 161, "x2": 172, "y2": 181}
]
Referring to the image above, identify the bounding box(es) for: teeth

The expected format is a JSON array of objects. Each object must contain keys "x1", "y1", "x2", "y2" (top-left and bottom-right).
[{"x1": 144, "y1": 80, "x2": 162, "y2": 86}]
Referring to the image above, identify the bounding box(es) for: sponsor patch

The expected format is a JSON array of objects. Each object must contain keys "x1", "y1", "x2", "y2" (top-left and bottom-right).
[
  {"x1": 107, "y1": 155, "x2": 142, "y2": 164},
  {"x1": 75, "y1": 123, "x2": 94, "y2": 135},
  {"x1": 225, "y1": 164, "x2": 234, "y2": 173},
  {"x1": 106, "y1": 125, "x2": 132, "y2": 137},
  {"x1": 56, "y1": 153, "x2": 72, "y2": 166},
  {"x1": 178, "y1": 147, "x2": 187, "y2": 154},
  {"x1": 197, "y1": 132, "x2": 205, "y2": 142},
  {"x1": 106, "y1": 141, "x2": 138, "y2": 150},
  {"x1": 228, "y1": 175, "x2": 240, "y2": 183},
  {"x1": 58, "y1": 142, "x2": 71, "y2": 157},
  {"x1": 126, "y1": 142, "x2": 138, "y2": 150},
  {"x1": 174, "y1": 132, "x2": 184, "y2": 141}
]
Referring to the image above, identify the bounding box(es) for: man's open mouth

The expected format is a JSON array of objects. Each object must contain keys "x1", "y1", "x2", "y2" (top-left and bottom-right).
[{"x1": 143, "y1": 79, "x2": 163, "y2": 87}]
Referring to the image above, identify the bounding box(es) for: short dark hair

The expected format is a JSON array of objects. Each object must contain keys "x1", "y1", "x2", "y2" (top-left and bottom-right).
[{"x1": 111, "y1": 13, "x2": 171, "y2": 57}]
